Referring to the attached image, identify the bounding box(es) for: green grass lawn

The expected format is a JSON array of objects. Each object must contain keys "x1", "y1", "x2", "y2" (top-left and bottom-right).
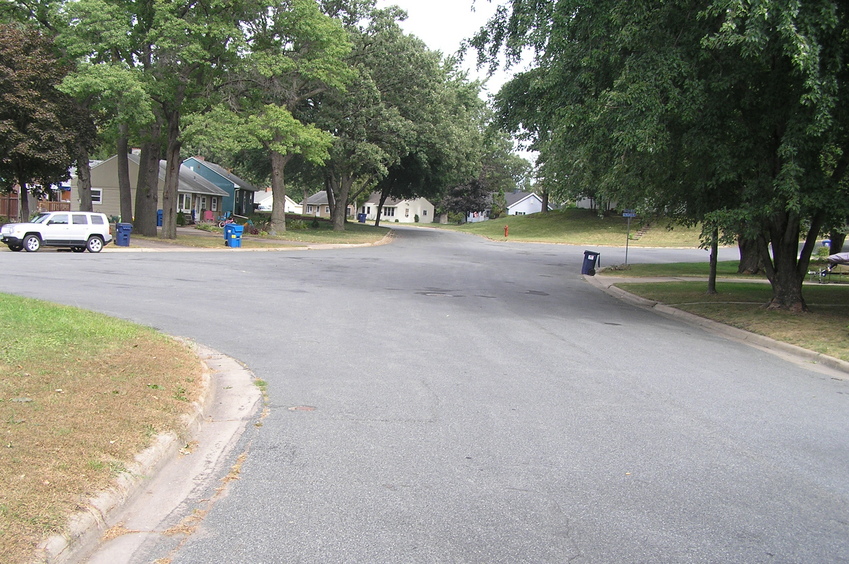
[
  {"x1": 613, "y1": 280, "x2": 849, "y2": 363},
  {"x1": 0, "y1": 295, "x2": 202, "y2": 564},
  {"x1": 441, "y1": 208, "x2": 703, "y2": 247},
  {"x1": 134, "y1": 220, "x2": 389, "y2": 248},
  {"x1": 601, "y1": 260, "x2": 760, "y2": 278}
]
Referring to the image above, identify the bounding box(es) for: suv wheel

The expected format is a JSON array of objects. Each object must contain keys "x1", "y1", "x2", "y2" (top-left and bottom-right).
[
  {"x1": 86, "y1": 235, "x2": 104, "y2": 253},
  {"x1": 23, "y1": 235, "x2": 41, "y2": 252},
  {"x1": 8, "y1": 244, "x2": 23, "y2": 252},
  {"x1": 71, "y1": 246, "x2": 85, "y2": 253}
]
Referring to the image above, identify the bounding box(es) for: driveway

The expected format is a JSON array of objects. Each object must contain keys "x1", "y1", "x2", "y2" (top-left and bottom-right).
[{"x1": 1, "y1": 227, "x2": 847, "y2": 562}]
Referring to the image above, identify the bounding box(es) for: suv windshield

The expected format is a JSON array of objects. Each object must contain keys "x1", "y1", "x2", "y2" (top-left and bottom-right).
[{"x1": 31, "y1": 213, "x2": 50, "y2": 224}]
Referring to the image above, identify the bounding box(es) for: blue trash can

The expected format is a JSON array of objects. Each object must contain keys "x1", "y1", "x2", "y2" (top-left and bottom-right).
[
  {"x1": 156, "y1": 209, "x2": 163, "y2": 227},
  {"x1": 225, "y1": 224, "x2": 244, "y2": 248},
  {"x1": 116, "y1": 223, "x2": 133, "y2": 247},
  {"x1": 357, "y1": 213, "x2": 367, "y2": 223},
  {"x1": 581, "y1": 250, "x2": 600, "y2": 275}
]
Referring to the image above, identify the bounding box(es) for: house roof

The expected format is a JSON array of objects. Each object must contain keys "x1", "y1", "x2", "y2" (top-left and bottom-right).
[
  {"x1": 186, "y1": 157, "x2": 260, "y2": 192},
  {"x1": 505, "y1": 191, "x2": 539, "y2": 207},
  {"x1": 119, "y1": 154, "x2": 229, "y2": 197},
  {"x1": 362, "y1": 192, "x2": 403, "y2": 207},
  {"x1": 305, "y1": 191, "x2": 330, "y2": 205},
  {"x1": 254, "y1": 191, "x2": 298, "y2": 206},
  {"x1": 362, "y1": 192, "x2": 433, "y2": 207}
]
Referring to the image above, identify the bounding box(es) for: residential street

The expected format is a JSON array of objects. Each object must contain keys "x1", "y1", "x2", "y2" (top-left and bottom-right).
[{"x1": 1, "y1": 227, "x2": 847, "y2": 563}]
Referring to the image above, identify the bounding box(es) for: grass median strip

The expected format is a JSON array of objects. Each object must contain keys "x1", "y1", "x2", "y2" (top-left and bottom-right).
[
  {"x1": 0, "y1": 294, "x2": 202, "y2": 564},
  {"x1": 613, "y1": 280, "x2": 849, "y2": 363}
]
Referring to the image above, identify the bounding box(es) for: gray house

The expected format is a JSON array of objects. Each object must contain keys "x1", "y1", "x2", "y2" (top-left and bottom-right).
[{"x1": 73, "y1": 154, "x2": 228, "y2": 221}]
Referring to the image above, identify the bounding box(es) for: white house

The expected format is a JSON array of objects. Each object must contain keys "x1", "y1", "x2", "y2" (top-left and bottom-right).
[
  {"x1": 505, "y1": 191, "x2": 551, "y2": 216},
  {"x1": 360, "y1": 193, "x2": 435, "y2": 223},
  {"x1": 465, "y1": 191, "x2": 551, "y2": 222},
  {"x1": 254, "y1": 189, "x2": 303, "y2": 214}
]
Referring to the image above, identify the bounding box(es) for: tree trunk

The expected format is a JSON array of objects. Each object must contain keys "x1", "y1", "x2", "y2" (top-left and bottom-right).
[
  {"x1": 18, "y1": 184, "x2": 30, "y2": 221},
  {"x1": 374, "y1": 182, "x2": 393, "y2": 228},
  {"x1": 761, "y1": 210, "x2": 822, "y2": 312},
  {"x1": 737, "y1": 234, "x2": 764, "y2": 274},
  {"x1": 329, "y1": 172, "x2": 353, "y2": 232},
  {"x1": 160, "y1": 108, "x2": 181, "y2": 240},
  {"x1": 707, "y1": 227, "x2": 718, "y2": 295},
  {"x1": 117, "y1": 125, "x2": 133, "y2": 223},
  {"x1": 829, "y1": 231, "x2": 846, "y2": 255},
  {"x1": 541, "y1": 189, "x2": 549, "y2": 213},
  {"x1": 268, "y1": 149, "x2": 291, "y2": 235},
  {"x1": 133, "y1": 126, "x2": 161, "y2": 237},
  {"x1": 75, "y1": 150, "x2": 93, "y2": 212}
]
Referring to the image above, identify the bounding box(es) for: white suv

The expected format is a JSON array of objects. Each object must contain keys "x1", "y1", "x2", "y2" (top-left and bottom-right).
[{"x1": 1, "y1": 211, "x2": 114, "y2": 253}]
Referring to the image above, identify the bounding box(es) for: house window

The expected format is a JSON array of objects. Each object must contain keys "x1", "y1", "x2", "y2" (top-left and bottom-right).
[
  {"x1": 91, "y1": 189, "x2": 102, "y2": 205},
  {"x1": 201, "y1": 196, "x2": 207, "y2": 211},
  {"x1": 325, "y1": 206, "x2": 330, "y2": 214},
  {"x1": 422, "y1": 209, "x2": 428, "y2": 216},
  {"x1": 212, "y1": 198, "x2": 218, "y2": 212},
  {"x1": 383, "y1": 207, "x2": 395, "y2": 217},
  {"x1": 405, "y1": 208, "x2": 410, "y2": 217}
]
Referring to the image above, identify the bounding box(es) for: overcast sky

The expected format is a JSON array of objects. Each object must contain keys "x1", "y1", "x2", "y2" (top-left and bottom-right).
[
  {"x1": 373, "y1": 0, "x2": 537, "y2": 164},
  {"x1": 374, "y1": 0, "x2": 519, "y2": 95}
]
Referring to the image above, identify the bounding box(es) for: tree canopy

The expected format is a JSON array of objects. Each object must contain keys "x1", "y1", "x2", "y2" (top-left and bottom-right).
[
  {"x1": 474, "y1": 0, "x2": 849, "y2": 311},
  {"x1": 0, "y1": 23, "x2": 93, "y2": 220}
]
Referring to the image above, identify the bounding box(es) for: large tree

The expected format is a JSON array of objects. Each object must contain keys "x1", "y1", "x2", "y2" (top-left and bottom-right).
[
  {"x1": 308, "y1": 6, "x2": 486, "y2": 230},
  {"x1": 475, "y1": 0, "x2": 849, "y2": 311},
  {"x1": 237, "y1": 0, "x2": 353, "y2": 235},
  {"x1": 0, "y1": 23, "x2": 92, "y2": 220}
]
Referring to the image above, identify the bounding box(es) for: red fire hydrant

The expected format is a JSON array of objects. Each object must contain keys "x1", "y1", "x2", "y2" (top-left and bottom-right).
[{"x1": 504, "y1": 225, "x2": 509, "y2": 238}]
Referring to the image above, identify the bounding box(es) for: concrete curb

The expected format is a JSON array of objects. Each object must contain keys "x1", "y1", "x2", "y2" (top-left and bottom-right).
[
  {"x1": 33, "y1": 341, "x2": 255, "y2": 564},
  {"x1": 102, "y1": 228, "x2": 396, "y2": 253},
  {"x1": 584, "y1": 274, "x2": 849, "y2": 376}
]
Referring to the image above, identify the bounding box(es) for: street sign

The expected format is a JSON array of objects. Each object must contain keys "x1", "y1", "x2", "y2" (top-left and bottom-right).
[{"x1": 623, "y1": 210, "x2": 637, "y2": 218}]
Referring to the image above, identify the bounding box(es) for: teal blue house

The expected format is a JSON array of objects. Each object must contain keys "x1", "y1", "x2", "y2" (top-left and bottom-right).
[{"x1": 183, "y1": 157, "x2": 260, "y2": 216}]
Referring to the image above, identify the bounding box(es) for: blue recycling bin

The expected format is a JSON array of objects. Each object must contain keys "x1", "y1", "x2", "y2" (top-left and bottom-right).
[
  {"x1": 357, "y1": 213, "x2": 367, "y2": 223},
  {"x1": 156, "y1": 209, "x2": 163, "y2": 227},
  {"x1": 116, "y1": 223, "x2": 133, "y2": 247},
  {"x1": 225, "y1": 224, "x2": 244, "y2": 248},
  {"x1": 581, "y1": 250, "x2": 600, "y2": 275}
]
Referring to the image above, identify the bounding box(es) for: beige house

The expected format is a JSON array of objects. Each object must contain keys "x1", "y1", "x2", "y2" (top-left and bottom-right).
[
  {"x1": 72, "y1": 154, "x2": 228, "y2": 221},
  {"x1": 360, "y1": 193, "x2": 435, "y2": 223},
  {"x1": 304, "y1": 191, "x2": 355, "y2": 218}
]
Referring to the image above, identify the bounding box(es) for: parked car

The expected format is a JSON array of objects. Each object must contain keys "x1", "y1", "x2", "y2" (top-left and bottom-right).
[{"x1": 1, "y1": 211, "x2": 113, "y2": 253}]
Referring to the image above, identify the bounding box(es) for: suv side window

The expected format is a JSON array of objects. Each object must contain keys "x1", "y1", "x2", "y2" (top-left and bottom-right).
[
  {"x1": 72, "y1": 214, "x2": 88, "y2": 225},
  {"x1": 90, "y1": 215, "x2": 104, "y2": 225},
  {"x1": 49, "y1": 214, "x2": 69, "y2": 225}
]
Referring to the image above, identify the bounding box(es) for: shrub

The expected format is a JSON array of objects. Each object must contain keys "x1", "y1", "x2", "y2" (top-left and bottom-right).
[{"x1": 177, "y1": 211, "x2": 186, "y2": 226}]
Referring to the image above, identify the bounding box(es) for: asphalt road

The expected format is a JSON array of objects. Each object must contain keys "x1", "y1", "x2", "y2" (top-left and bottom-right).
[{"x1": 2, "y1": 227, "x2": 848, "y2": 563}]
